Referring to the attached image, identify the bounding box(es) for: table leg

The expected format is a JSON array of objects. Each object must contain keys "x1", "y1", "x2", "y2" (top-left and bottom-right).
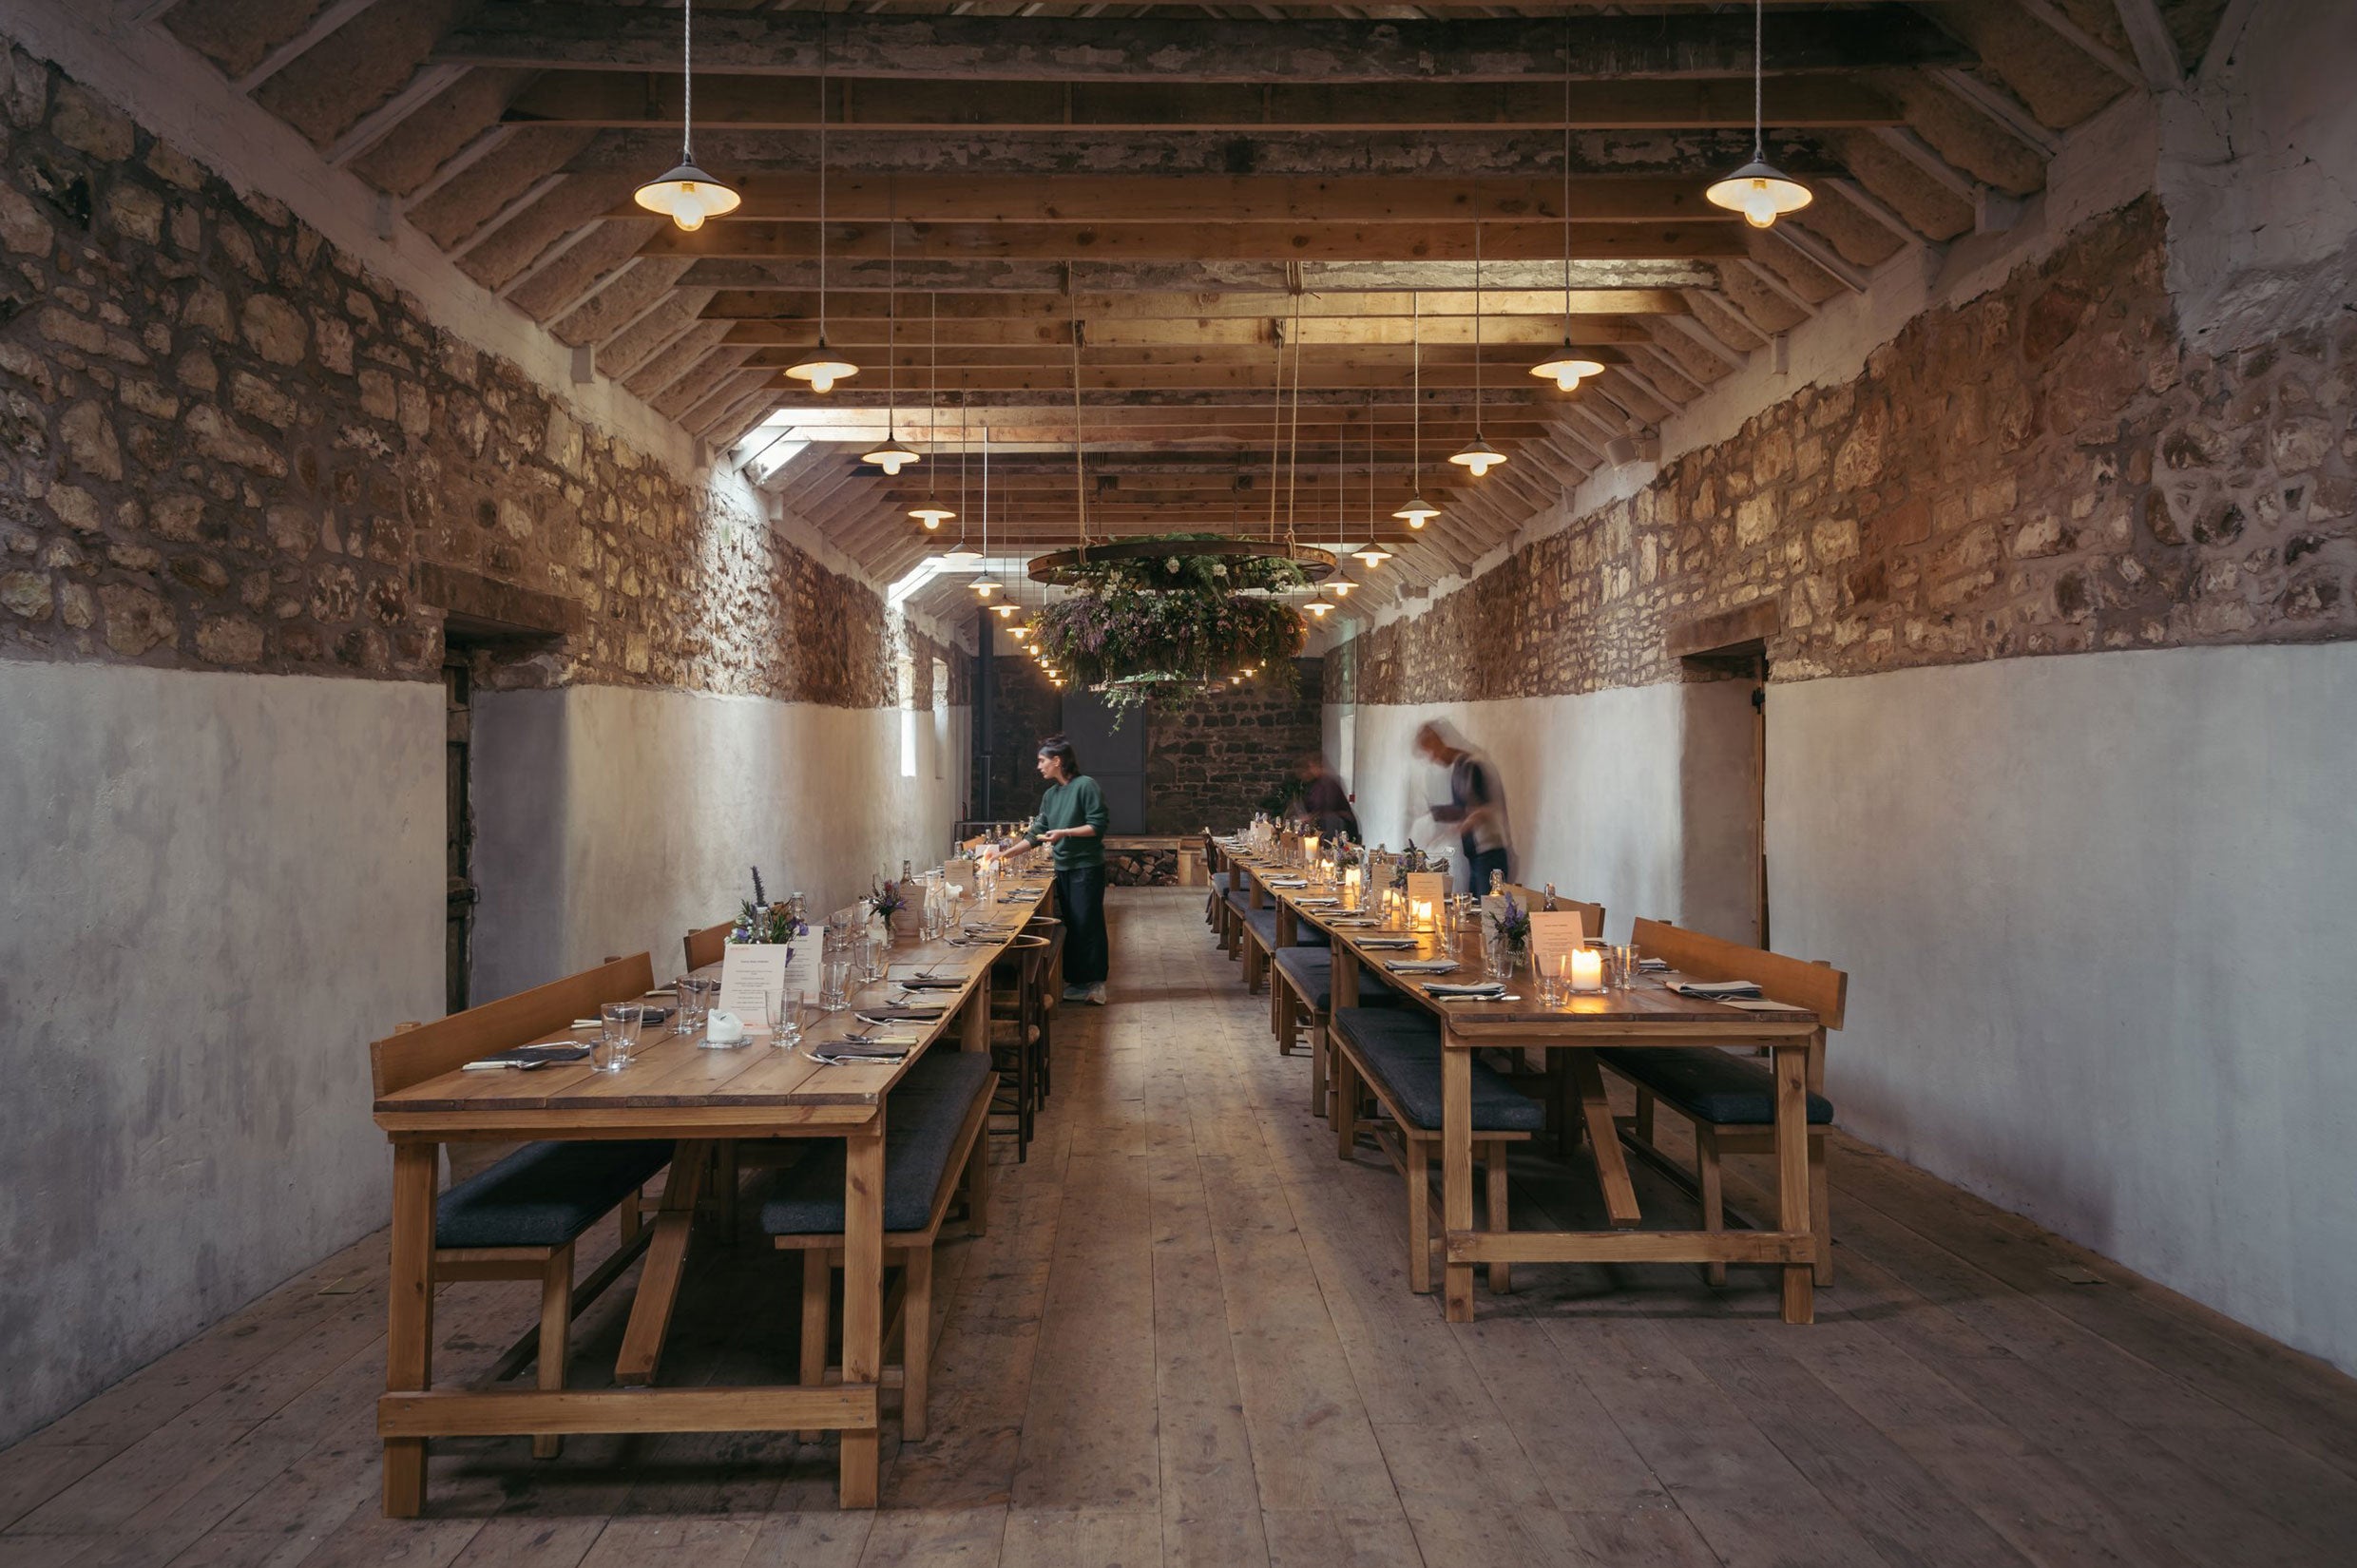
[
  {"x1": 1441, "y1": 1042, "x2": 1475, "y2": 1322},
  {"x1": 383, "y1": 1141, "x2": 436, "y2": 1517},
  {"x1": 839, "y1": 1119, "x2": 886, "y2": 1507},
  {"x1": 614, "y1": 1139, "x2": 710, "y2": 1385},
  {"x1": 1567, "y1": 1055, "x2": 1642, "y2": 1228},
  {"x1": 963, "y1": 977, "x2": 988, "y2": 1052},
  {"x1": 1775, "y1": 1043, "x2": 1815, "y2": 1325}
]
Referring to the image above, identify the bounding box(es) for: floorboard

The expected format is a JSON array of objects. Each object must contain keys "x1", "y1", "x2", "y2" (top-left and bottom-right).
[{"x1": 4, "y1": 889, "x2": 2350, "y2": 1568}]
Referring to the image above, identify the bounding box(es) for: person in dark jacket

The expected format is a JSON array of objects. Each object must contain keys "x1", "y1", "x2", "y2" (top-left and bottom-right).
[{"x1": 1294, "y1": 753, "x2": 1360, "y2": 841}]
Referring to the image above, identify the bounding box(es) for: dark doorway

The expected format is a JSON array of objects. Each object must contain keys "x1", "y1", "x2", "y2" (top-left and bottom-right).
[
  {"x1": 1059, "y1": 688, "x2": 1149, "y2": 833},
  {"x1": 442, "y1": 653, "x2": 477, "y2": 1015}
]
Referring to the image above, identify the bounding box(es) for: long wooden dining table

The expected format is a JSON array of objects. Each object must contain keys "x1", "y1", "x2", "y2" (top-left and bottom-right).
[
  {"x1": 1215, "y1": 841, "x2": 1824, "y2": 1326},
  {"x1": 371, "y1": 873, "x2": 1051, "y2": 1512}
]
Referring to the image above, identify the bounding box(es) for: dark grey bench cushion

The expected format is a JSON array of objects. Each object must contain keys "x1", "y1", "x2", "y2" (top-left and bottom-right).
[
  {"x1": 1597, "y1": 1047, "x2": 1834, "y2": 1126},
  {"x1": 759, "y1": 1050, "x2": 995, "y2": 1236},
  {"x1": 1272, "y1": 946, "x2": 1399, "y2": 1010},
  {"x1": 1331, "y1": 1008, "x2": 1543, "y2": 1134},
  {"x1": 1224, "y1": 886, "x2": 1252, "y2": 911},
  {"x1": 1244, "y1": 907, "x2": 1331, "y2": 948},
  {"x1": 435, "y1": 1139, "x2": 674, "y2": 1251}
]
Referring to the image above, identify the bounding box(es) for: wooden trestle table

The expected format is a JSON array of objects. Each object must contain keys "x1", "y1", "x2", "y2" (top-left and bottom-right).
[
  {"x1": 1215, "y1": 843, "x2": 1822, "y2": 1326},
  {"x1": 371, "y1": 875, "x2": 1051, "y2": 1513}
]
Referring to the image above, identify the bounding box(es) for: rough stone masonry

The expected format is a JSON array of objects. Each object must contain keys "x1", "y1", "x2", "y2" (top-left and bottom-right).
[
  {"x1": 0, "y1": 46, "x2": 921, "y2": 708},
  {"x1": 1336, "y1": 196, "x2": 2356, "y2": 705}
]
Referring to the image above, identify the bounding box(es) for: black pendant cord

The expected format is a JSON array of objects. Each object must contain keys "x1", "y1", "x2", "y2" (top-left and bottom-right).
[
  {"x1": 1753, "y1": 0, "x2": 1766, "y2": 164},
  {"x1": 1562, "y1": 15, "x2": 1574, "y2": 339},
  {"x1": 1410, "y1": 293, "x2": 1421, "y2": 494}
]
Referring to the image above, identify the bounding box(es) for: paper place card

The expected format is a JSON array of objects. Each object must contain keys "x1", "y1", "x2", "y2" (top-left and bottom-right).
[
  {"x1": 945, "y1": 857, "x2": 976, "y2": 894},
  {"x1": 1406, "y1": 870, "x2": 1447, "y2": 911},
  {"x1": 718, "y1": 943, "x2": 789, "y2": 1032},
  {"x1": 1526, "y1": 911, "x2": 1589, "y2": 979}
]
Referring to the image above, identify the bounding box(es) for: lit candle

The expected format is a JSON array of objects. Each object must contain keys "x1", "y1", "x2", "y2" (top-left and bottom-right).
[
  {"x1": 1343, "y1": 867, "x2": 1362, "y2": 909},
  {"x1": 1302, "y1": 833, "x2": 1320, "y2": 867},
  {"x1": 1569, "y1": 947, "x2": 1605, "y2": 993},
  {"x1": 1411, "y1": 898, "x2": 1434, "y2": 931}
]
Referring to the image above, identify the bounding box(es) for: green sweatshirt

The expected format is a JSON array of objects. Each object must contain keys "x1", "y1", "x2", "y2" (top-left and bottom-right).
[{"x1": 1029, "y1": 775, "x2": 1110, "y2": 870}]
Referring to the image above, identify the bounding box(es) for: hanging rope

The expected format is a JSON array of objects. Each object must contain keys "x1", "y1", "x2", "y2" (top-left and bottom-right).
[
  {"x1": 1284, "y1": 290, "x2": 1304, "y2": 549},
  {"x1": 1072, "y1": 271, "x2": 1088, "y2": 551}
]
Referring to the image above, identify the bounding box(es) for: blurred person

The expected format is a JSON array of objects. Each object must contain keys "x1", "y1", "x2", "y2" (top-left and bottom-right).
[
  {"x1": 1294, "y1": 753, "x2": 1359, "y2": 841},
  {"x1": 1413, "y1": 720, "x2": 1512, "y2": 894}
]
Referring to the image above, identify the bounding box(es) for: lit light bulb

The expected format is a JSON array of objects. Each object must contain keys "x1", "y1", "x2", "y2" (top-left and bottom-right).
[
  {"x1": 1352, "y1": 541, "x2": 1393, "y2": 568},
  {"x1": 992, "y1": 602, "x2": 1015, "y2": 618},
  {"x1": 1391, "y1": 494, "x2": 1439, "y2": 528},
  {"x1": 1530, "y1": 351, "x2": 1604, "y2": 392},
  {"x1": 633, "y1": 163, "x2": 743, "y2": 233},
  {"x1": 910, "y1": 505, "x2": 955, "y2": 529},
  {"x1": 1704, "y1": 163, "x2": 1811, "y2": 231},
  {"x1": 1305, "y1": 599, "x2": 1334, "y2": 619},
  {"x1": 1328, "y1": 575, "x2": 1356, "y2": 598},
  {"x1": 1449, "y1": 436, "x2": 1506, "y2": 478}
]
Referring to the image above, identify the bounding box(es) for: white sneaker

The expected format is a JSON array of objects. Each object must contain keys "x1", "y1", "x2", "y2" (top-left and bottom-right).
[
  {"x1": 1085, "y1": 983, "x2": 1108, "y2": 1005},
  {"x1": 1061, "y1": 984, "x2": 1090, "y2": 1003}
]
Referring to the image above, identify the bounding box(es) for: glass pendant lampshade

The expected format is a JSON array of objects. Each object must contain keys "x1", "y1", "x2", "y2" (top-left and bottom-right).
[
  {"x1": 632, "y1": 4, "x2": 739, "y2": 232},
  {"x1": 1448, "y1": 435, "x2": 1506, "y2": 478},
  {"x1": 1705, "y1": 0, "x2": 1812, "y2": 230}
]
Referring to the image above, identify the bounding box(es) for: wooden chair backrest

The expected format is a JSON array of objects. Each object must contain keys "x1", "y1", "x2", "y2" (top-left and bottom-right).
[
  {"x1": 683, "y1": 920, "x2": 732, "y2": 972},
  {"x1": 1630, "y1": 919, "x2": 1847, "y2": 1029},
  {"x1": 369, "y1": 952, "x2": 657, "y2": 1099}
]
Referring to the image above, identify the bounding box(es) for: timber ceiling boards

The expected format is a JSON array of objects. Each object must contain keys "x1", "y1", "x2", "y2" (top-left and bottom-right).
[{"x1": 137, "y1": 0, "x2": 2233, "y2": 605}]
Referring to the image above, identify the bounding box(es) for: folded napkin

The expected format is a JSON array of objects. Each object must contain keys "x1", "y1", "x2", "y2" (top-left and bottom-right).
[
  {"x1": 1355, "y1": 938, "x2": 1418, "y2": 950},
  {"x1": 1673, "y1": 979, "x2": 1764, "y2": 1000},
  {"x1": 1638, "y1": 957, "x2": 1671, "y2": 972},
  {"x1": 1385, "y1": 959, "x2": 1462, "y2": 974},
  {"x1": 1328, "y1": 917, "x2": 1380, "y2": 927},
  {"x1": 1267, "y1": 878, "x2": 1310, "y2": 888},
  {"x1": 810, "y1": 1043, "x2": 910, "y2": 1065},
  {"x1": 1296, "y1": 896, "x2": 1339, "y2": 905},
  {"x1": 857, "y1": 1005, "x2": 948, "y2": 1021},
  {"x1": 894, "y1": 977, "x2": 967, "y2": 991},
  {"x1": 1427, "y1": 982, "x2": 1508, "y2": 999}
]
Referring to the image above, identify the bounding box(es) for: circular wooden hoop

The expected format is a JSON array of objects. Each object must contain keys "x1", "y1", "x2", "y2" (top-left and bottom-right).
[{"x1": 1025, "y1": 537, "x2": 1336, "y2": 585}]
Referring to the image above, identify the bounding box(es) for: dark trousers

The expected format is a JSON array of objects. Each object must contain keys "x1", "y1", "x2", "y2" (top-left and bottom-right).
[
  {"x1": 1466, "y1": 846, "x2": 1511, "y2": 898},
  {"x1": 1054, "y1": 863, "x2": 1109, "y2": 985}
]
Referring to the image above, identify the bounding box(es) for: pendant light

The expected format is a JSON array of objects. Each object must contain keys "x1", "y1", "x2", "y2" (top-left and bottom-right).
[
  {"x1": 1533, "y1": 48, "x2": 1604, "y2": 392},
  {"x1": 862, "y1": 186, "x2": 919, "y2": 473},
  {"x1": 786, "y1": 49, "x2": 857, "y2": 392},
  {"x1": 633, "y1": 0, "x2": 742, "y2": 231},
  {"x1": 940, "y1": 394, "x2": 982, "y2": 565},
  {"x1": 1448, "y1": 214, "x2": 1507, "y2": 478},
  {"x1": 1705, "y1": 0, "x2": 1812, "y2": 229},
  {"x1": 1327, "y1": 423, "x2": 1358, "y2": 596},
  {"x1": 909, "y1": 294, "x2": 955, "y2": 526},
  {"x1": 969, "y1": 424, "x2": 1003, "y2": 597},
  {"x1": 1392, "y1": 293, "x2": 1439, "y2": 527}
]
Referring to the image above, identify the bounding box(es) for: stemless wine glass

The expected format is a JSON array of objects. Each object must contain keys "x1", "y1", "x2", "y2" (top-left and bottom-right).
[
  {"x1": 822, "y1": 956, "x2": 852, "y2": 1012},
  {"x1": 594, "y1": 1001, "x2": 642, "y2": 1072}
]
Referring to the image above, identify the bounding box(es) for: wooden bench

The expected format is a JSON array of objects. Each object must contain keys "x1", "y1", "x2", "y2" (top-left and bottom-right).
[
  {"x1": 1328, "y1": 1006, "x2": 1541, "y2": 1295},
  {"x1": 1270, "y1": 947, "x2": 1399, "y2": 1120},
  {"x1": 761, "y1": 1049, "x2": 996, "y2": 1443},
  {"x1": 1599, "y1": 918, "x2": 1849, "y2": 1285},
  {"x1": 368, "y1": 953, "x2": 672, "y2": 1460}
]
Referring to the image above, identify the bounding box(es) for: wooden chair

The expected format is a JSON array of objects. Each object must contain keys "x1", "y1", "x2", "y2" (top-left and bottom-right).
[
  {"x1": 987, "y1": 933, "x2": 1053, "y2": 1159},
  {"x1": 1600, "y1": 919, "x2": 1849, "y2": 1285},
  {"x1": 764, "y1": 1049, "x2": 995, "y2": 1443},
  {"x1": 1025, "y1": 912, "x2": 1064, "y2": 1104},
  {"x1": 1329, "y1": 1006, "x2": 1539, "y2": 1295},
  {"x1": 368, "y1": 954, "x2": 671, "y2": 1460},
  {"x1": 682, "y1": 918, "x2": 732, "y2": 973}
]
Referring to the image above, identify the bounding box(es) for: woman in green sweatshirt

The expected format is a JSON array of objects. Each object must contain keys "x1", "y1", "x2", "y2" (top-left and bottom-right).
[{"x1": 1008, "y1": 736, "x2": 1112, "y2": 1004}]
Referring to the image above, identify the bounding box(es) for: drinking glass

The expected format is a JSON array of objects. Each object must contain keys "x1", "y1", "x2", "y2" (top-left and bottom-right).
[
  {"x1": 822, "y1": 957, "x2": 852, "y2": 1012},
  {"x1": 672, "y1": 975, "x2": 701, "y2": 1034},
  {"x1": 767, "y1": 988, "x2": 803, "y2": 1048},
  {"x1": 594, "y1": 1001, "x2": 642, "y2": 1072},
  {"x1": 1610, "y1": 943, "x2": 1638, "y2": 989},
  {"x1": 1481, "y1": 926, "x2": 1509, "y2": 982},
  {"x1": 858, "y1": 929, "x2": 882, "y2": 985},
  {"x1": 1536, "y1": 954, "x2": 1568, "y2": 1009}
]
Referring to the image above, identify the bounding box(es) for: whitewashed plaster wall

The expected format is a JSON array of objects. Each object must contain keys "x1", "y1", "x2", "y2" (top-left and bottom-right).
[
  {"x1": 0, "y1": 663, "x2": 444, "y2": 1443},
  {"x1": 1330, "y1": 679, "x2": 1758, "y2": 945},
  {"x1": 470, "y1": 687, "x2": 968, "y2": 1003},
  {"x1": 1771, "y1": 641, "x2": 2357, "y2": 1373}
]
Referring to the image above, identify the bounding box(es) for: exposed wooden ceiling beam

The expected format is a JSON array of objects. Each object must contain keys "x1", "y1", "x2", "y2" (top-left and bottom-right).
[
  {"x1": 698, "y1": 288, "x2": 1691, "y2": 319},
  {"x1": 437, "y1": 9, "x2": 1973, "y2": 84},
  {"x1": 641, "y1": 221, "x2": 1747, "y2": 264},
  {"x1": 508, "y1": 71, "x2": 1903, "y2": 134},
  {"x1": 606, "y1": 174, "x2": 1724, "y2": 225},
  {"x1": 719, "y1": 316, "x2": 1655, "y2": 348}
]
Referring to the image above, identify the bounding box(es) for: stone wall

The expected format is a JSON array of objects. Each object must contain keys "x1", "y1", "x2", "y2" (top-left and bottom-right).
[
  {"x1": 1143, "y1": 657, "x2": 1324, "y2": 832},
  {"x1": 971, "y1": 641, "x2": 1064, "y2": 824},
  {"x1": 1333, "y1": 197, "x2": 2354, "y2": 705},
  {"x1": 0, "y1": 43, "x2": 897, "y2": 707}
]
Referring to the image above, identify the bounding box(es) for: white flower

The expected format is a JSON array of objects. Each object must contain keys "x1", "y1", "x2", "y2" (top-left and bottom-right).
[
  {"x1": 1212, "y1": 563, "x2": 1228, "y2": 577},
  {"x1": 1166, "y1": 556, "x2": 1180, "y2": 572}
]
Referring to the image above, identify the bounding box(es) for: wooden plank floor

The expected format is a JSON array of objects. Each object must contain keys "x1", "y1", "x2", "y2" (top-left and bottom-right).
[{"x1": 7, "y1": 888, "x2": 2355, "y2": 1567}]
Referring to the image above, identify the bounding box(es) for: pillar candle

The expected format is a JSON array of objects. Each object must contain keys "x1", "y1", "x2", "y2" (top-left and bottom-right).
[
  {"x1": 1343, "y1": 867, "x2": 1362, "y2": 909},
  {"x1": 1411, "y1": 898, "x2": 1434, "y2": 931},
  {"x1": 1569, "y1": 947, "x2": 1605, "y2": 993}
]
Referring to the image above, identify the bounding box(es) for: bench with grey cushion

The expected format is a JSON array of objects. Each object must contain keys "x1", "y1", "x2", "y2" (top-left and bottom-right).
[
  {"x1": 1328, "y1": 1006, "x2": 1537, "y2": 1294},
  {"x1": 1243, "y1": 905, "x2": 1331, "y2": 948},
  {"x1": 1272, "y1": 947, "x2": 1399, "y2": 1012},
  {"x1": 759, "y1": 1047, "x2": 997, "y2": 1444},
  {"x1": 759, "y1": 1051, "x2": 997, "y2": 1236},
  {"x1": 1595, "y1": 1047, "x2": 1834, "y2": 1128},
  {"x1": 436, "y1": 1139, "x2": 675, "y2": 1251}
]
